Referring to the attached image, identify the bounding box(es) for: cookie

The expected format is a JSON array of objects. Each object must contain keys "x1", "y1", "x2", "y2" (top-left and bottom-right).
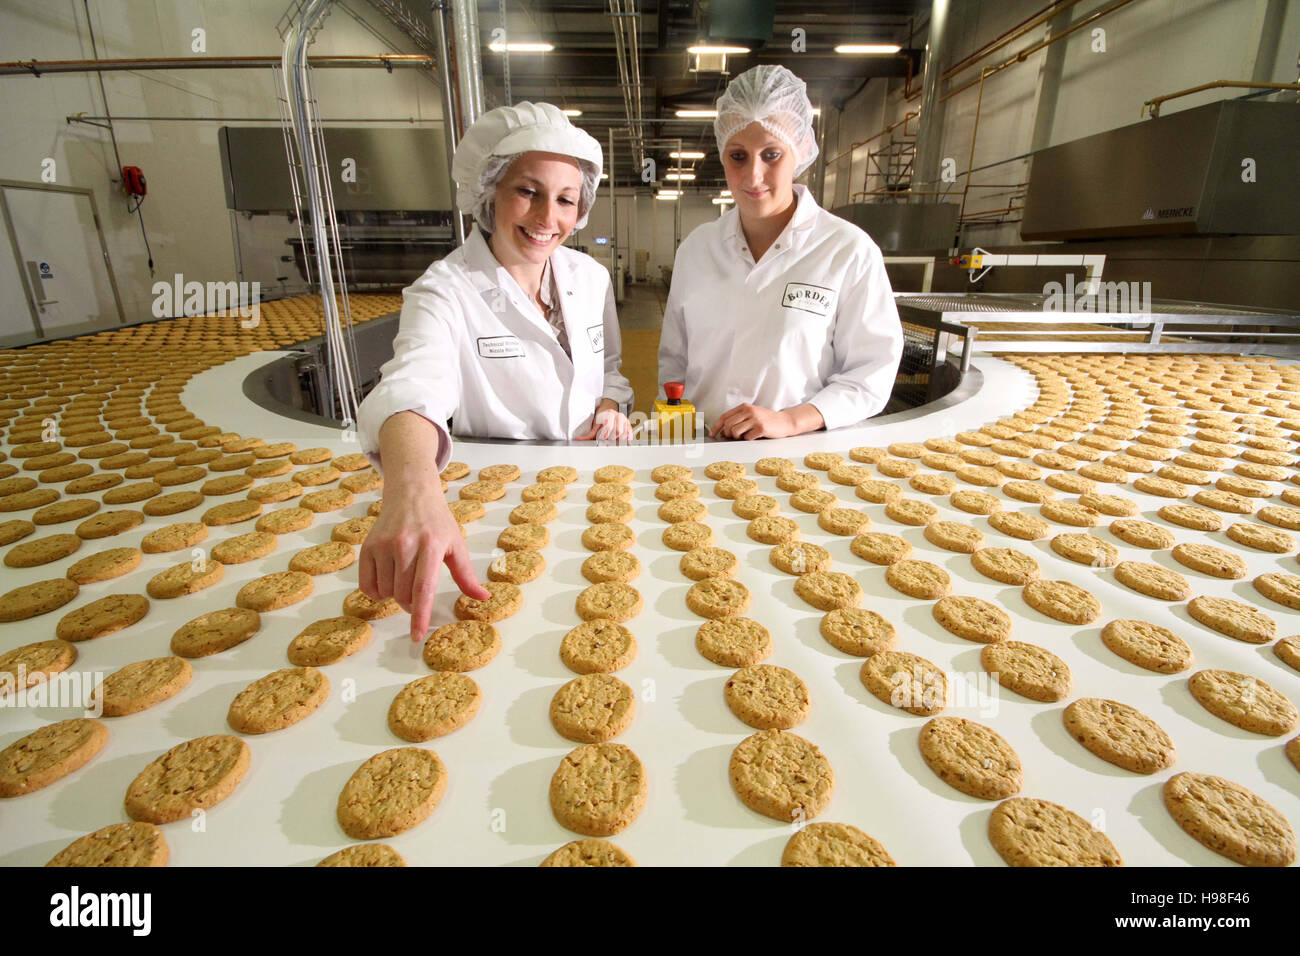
[
  {"x1": 387, "y1": 672, "x2": 481, "y2": 741},
  {"x1": 575, "y1": 582, "x2": 643, "y2": 623},
  {"x1": 332, "y1": 516, "x2": 377, "y2": 545},
  {"x1": 579, "y1": 550, "x2": 639, "y2": 584},
  {"x1": 55, "y1": 593, "x2": 150, "y2": 642},
  {"x1": 454, "y1": 581, "x2": 524, "y2": 623},
  {"x1": 423, "y1": 620, "x2": 500, "y2": 671},
  {"x1": 884, "y1": 499, "x2": 938, "y2": 526},
  {"x1": 794, "y1": 571, "x2": 863, "y2": 611},
  {"x1": 342, "y1": 589, "x2": 401, "y2": 621},
  {"x1": 661, "y1": 522, "x2": 712, "y2": 551},
  {"x1": 1259, "y1": 505, "x2": 1300, "y2": 530},
  {"x1": 654, "y1": 479, "x2": 698, "y2": 502},
  {"x1": 288, "y1": 540, "x2": 355, "y2": 575},
  {"x1": 715, "y1": 477, "x2": 758, "y2": 500},
  {"x1": 769, "y1": 542, "x2": 831, "y2": 575},
  {"x1": 449, "y1": 499, "x2": 486, "y2": 524},
  {"x1": 819, "y1": 608, "x2": 897, "y2": 657},
  {"x1": 932, "y1": 595, "x2": 1011, "y2": 644},
  {"x1": 729, "y1": 729, "x2": 833, "y2": 822},
  {"x1": 969, "y1": 547, "x2": 1039, "y2": 586},
  {"x1": 593, "y1": 464, "x2": 633, "y2": 484},
  {"x1": 256, "y1": 506, "x2": 314, "y2": 534},
  {"x1": 227, "y1": 666, "x2": 329, "y2": 733},
  {"x1": 549, "y1": 742, "x2": 647, "y2": 836},
  {"x1": 780, "y1": 822, "x2": 895, "y2": 867},
  {"x1": 0, "y1": 519, "x2": 35, "y2": 546},
  {"x1": 755, "y1": 457, "x2": 797, "y2": 476},
  {"x1": 950, "y1": 490, "x2": 1002, "y2": 515},
  {"x1": 0, "y1": 718, "x2": 108, "y2": 797},
  {"x1": 981, "y1": 641, "x2": 1071, "y2": 701},
  {"x1": 855, "y1": 480, "x2": 903, "y2": 503},
  {"x1": 124, "y1": 734, "x2": 250, "y2": 824},
  {"x1": 45, "y1": 822, "x2": 169, "y2": 868},
  {"x1": 658, "y1": 498, "x2": 705, "y2": 523},
  {"x1": 1169, "y1": 543, "x2": 1246, "y2": 579},
  {"x1": 988, "y1": 511, "x2": 1051, "y2": 541},
  {"x1": 1113, "y1": 560, "x2": 1191, "y2": 601},
  {"x1": 1225, "y1": 522, "x2": 1294, "y2": 553},
  {"x1": 460, "y1": 480, "x2": 506, "y2": 502},
  {"x1": 0, "y1": 639, "x2": 77, "y2": 693},
  {"x1": 910, "y1": 473, "x2": 956, "y2": 496},
  {"x1": 584, "y1": 501, "x2": 630, "y2": 524},
  {"x1": 680, "y1": 547, "x2": 737, "y2": 581},
  {"x1": 146, "y1": 558, "x2": 223, "y2": 598},
  {"x1": 789, "y1": 489, "x2": 836, "y2": 514},
  {"x1": 550, "y1": 673, "x2": 636, "y2": 742},
  {"x1": 724, "y1": 665, "x2": 810, "y2": 729},
  {"x1": 1050, "y1": 533, "x2": 1118, "y2": 568},
  {"x1": 1100, "y1": 619, "x2": 1193, "y2": 673},
  {"x1": 584, "y1": 523, "x2": 636, "y2": 552},
  {"x1": 170, "y1": 607, "x2": 261, "y2": 658},
  {"x1": 1163, "y1": 772, "x2": 1295, "y2": 866},
  {"x1": 1060, "y1": 697, "x2": 1175, "y2": 775},
  {"x1": 685, "y1": 578, "x2": 750, "y2": 620},
  {"x1": 1254, "y1": 572, "x2": 1300, "y2": 610},
  {"x1": 1188, "y1": 669, "x2": 1297, "y2": 735},
  {"x1": 236, "y1": 570, "x2": 314, "y2": 611},
  {"x1": 918, "y1": 717, "x2": 1022, "y2": 800},
  {"x1": 1274, "y1": 635, "x2": 1300, "y2": 673},
  {"x1": 0, "y1": 577, "x2": 80, "y2": 621},
  {"x1": 142, "y1": 491, "x2": 204, "y2": 517},
  {"x1": 1002, "y1": 481, "x2": 1055, "y2": 504},
  {"x1": 849, "y1": 532, "x2": 912, "y2": 565},
  {"x1": 560, "y1": 620, "x2": 637, "y2": 673},
  {"x1": 337, "y1": 747, "x2": 447, "y2": 839},
  {"x1": 288, "y1": 616, "x2": 373, "y2": 666},
  {"x1": 988, "y1": 798, "x2": 1122, "y2": 867},
  {"x1": 746, "y1": 515, "x2": 800, "y2": 544},
  {"x1": 85, "y1": 656, "x2": 192, "y2": 718},
  {"x1": 1022, "y1": 579, "x2": 1100, "y2": 624},
  {"x1": 860, "y1": 651, "x2": 949, "y2": 716},
  {"x1": 695, "y1": 618, "x2": 772, "y2": 667},
  {"x1": 1187, "y1": 595, "x2": 1275, "y2": 644},
  {"x1": 884, "y1": 559, "x2": 950, "y2": 600},
  {"x1": 210, "y1": 530, "x2": 278, "y2": 565},
  {"x1": 1108, "y1": 518, "x2": 1175, "y2": 549},
  {"x1": 923, "y1": 521, "x2": 984, "y2": 554},
  {"x1": 497, "y1": 523, "x2": 549, "y2": 552},
  {"x1": 539, "y1": 839, "x2": 636, "y2": 867},
  {"x1": 650, "y1": 464, "x2": 692, "y2": 483}
]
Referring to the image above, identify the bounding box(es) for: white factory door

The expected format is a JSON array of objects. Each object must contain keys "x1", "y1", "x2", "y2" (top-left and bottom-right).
[{"x1": 1, "y1": 184, "x2": 123, "y2": 343}]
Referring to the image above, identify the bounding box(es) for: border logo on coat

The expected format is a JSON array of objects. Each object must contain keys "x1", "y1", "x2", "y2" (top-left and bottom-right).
[
  {"x1": 587, "y1": 325, "x2": 604, "y2": 352},
  {"x1": 781, "y1": 282, "x2": 837, "y2": 316}
]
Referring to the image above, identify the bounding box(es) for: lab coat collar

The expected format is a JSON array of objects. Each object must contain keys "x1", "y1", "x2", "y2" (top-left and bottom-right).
[{"x1": 723, "y1": 183, "x2": 819, "y2": 254}]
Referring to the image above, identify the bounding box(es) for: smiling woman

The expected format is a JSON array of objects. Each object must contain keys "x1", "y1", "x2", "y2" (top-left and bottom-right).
[{"x1": 353, "y1": 102, "x2": 634, "y2": 632}]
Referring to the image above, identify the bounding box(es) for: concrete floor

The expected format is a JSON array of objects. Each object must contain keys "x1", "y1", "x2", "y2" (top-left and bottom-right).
[{"x1": 616, "y1": 280, "x2": 667, "y2": 415}]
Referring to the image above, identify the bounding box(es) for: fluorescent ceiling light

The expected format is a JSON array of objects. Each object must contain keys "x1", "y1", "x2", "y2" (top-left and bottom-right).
[
  {"x1": 834, "y1": 44, "x2": 901, "y2": 54},
  {"x1": 675, "y1": 109, "x2": 717, "y2": 118},
  {"x1": 711, "y1": 197, "x2": 734, "y2": 205},
  {"x1": 600, "y1": 173, "x2": 609, "y2": 179},
  {"x1": 720, "y1": 189, "x2": 731, "y2": 196},
  {"x1": 812, "y1": 107, "x2": 821, "y2": 116},
  {"x1": 488, "y1": 41, "x2": 554, "y2": 53},
  {"x1": 669, "y1": 151, "x2": 705, "y2": 159},
  {"x1": 664, "y1": 172, "x2": 696, "y2": 181},
  {"x1": 688, "y1": 45, "x2": 750, "y2": 55},
  {"x1": 656, "y1": 189, "x2": 681, "y2": 199},
  {"x1": 562, "y1": 109, "x2": 582, "y2": 117}
]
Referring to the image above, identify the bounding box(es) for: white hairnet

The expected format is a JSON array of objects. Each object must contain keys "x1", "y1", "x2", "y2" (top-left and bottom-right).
[
  {"x1": 450, "y1": 101, "x2": 603, "y2": 233},
  {"x1": 714, "y1": 65, "x2": 819, "y2": 177}
]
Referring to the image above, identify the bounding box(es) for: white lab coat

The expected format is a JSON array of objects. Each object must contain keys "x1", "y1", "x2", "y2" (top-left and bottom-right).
[
  {"x1": 658, "y1": 183, "x2": 903, "y2": 431},
  {"x1": 357, "y1": 227, "x2": 634, "y2": 473}
]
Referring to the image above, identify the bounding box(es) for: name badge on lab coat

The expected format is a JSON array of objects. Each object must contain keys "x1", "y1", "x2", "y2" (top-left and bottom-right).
[
  {"x1": 587, "y1": 324, "x2": 605, "y2": 352},
  {"x1": 781, "y1": 282, "x2": 837, "y2": 317},
  {"x1": 477, "y1": 335, "x2": 525, "y2": 359}
]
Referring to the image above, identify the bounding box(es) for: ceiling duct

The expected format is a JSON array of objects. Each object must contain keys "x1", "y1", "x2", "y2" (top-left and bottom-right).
[{"x1": 703, "y1": 0, "x2": 774, "y2": 48}]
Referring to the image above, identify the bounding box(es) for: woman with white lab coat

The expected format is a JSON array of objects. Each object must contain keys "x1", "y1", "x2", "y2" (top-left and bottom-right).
[
  {"x1": 356, "y1": 102, "x2": 634, "y2": 639},
  {"x1": 658, "y1": 65, "x2": 903, "y2": 440}
]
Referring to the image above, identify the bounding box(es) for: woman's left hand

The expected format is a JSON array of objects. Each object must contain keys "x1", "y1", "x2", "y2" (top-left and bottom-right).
[
  {"x1": 576, "y1": 402, "x2": 633, "y2": 441},
  {"x1": 710, "y1": 403, "x2": 797, "y2": 440}
]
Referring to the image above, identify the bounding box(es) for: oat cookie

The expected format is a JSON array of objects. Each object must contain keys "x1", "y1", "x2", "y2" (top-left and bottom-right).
[
  {"x1": 55, "y1": 593, "x2": 150, "y2": 641},
  {"x1": 1100, "y1": 619, "x2": 1192, "y2": 673},
  {"x1": 537, "y1": 465, "x2": 578, "y2": 484},
  {"x1": 1003, "y1": 481, "x2": 1055, "y2": 504},
  {"x1": 540, "y1": 839, "x2": 636, "y2": 867},
  {"x1": 819, "y1": 608, "x2": 896, "y2": 657},
  {"x1": 124, "y1": 734, "x2": 250, "y2": 824},
  {"x1": 237, "y1": 570, "x2": 314, "y2": 611},
  {"x1": 424, "y1": 620, "x2": 500, "y2": 671},
  {"x1": 747, "y1": 515, "x2": 800, "y2": 544},
  {"x1": 781, "y1": 822, "x2": 895, "y2": 867},
  {"x1": 932, "y1": 596, "x2": 1011, "y2": 644},
  {"x1": 1109, "y1": 518, "x2": 1175, "y2": 549},
  {"x1": 1163, "y1": 772, "x2": 1295, "y2": 866},
  {"x1": 343, "y1": 589, "x2": 401, "y2": 620},
  {"x1": 45, "y1": 822, "x2": 169, "y2": 868},
  {"x1": 950, "y1": 490, "x2": 1002, "y2": 515},
  {"x1": 1063, "y1": 698, "x2": 1176, "y2": 774},
  {"x1": 988, "y1": 511, "x2": 1051, "y2": 540},
  {"x1": 289, "y1": 540, "x2": 355, "y2": 575},
  {"x1": 884, "y1": 559, "x2": 950, "y2": 600},
  {"x1": 288, "y1": 616, "x2": 373, "y2": 666},
  {"x1": 170, "y1": 607, "x2": 261, "y2": 658},
  {"x1": 498, "y1": 523, "x2": 549, "y2": 552},
  {"x1": 0, "y1": 577, "x2": 80, "y2": 622},
  {"x1": 695, "y1": 618, "x2": 772, "y2": 667},
  {"x1": 388, "y1": 672, "x2": 481, "y2": 741},
  {"x1": 1254, "y1": 572, "x2": 1300, "y2": 610},
  {"x1": 584, "y1": 501, "x2": 629, "y2": 524},
  {"x1": 1187, "y1": 595, "x2": 1275, "y2": 644},
  {"x1": 576, "y1": 582, "x2": 643, "y2": 622},
  {"x1": 1022, "y1": 579, "x2": 1100, "y2": 624},
  {"x1": 923, "y1": 521, "x2": 984, "y2": 553},
  {"x1": 650, "y1": 464, "x2": 692, "y2": 483},
  {"x1": 884, "y1": 499, "x2": 938, "y2": 526},
  {"x1": 1113, "y1": 561, "x2": 1191, "y2": 601},
  {"x1": 988, "y1": 798, "x2": 1122, "y2": 867},
  {"x1": 1225, "y1": 522, "x2": 1294, "y2": 553},
  {"x1": 729, "y1": 730, "x2": 833, "y2": 822},
  {"x1": 685, "y1": 578, "x2": 750, "y2": 620},
  {"x1": 1187, "y1": 669, "x2": 1297, "y2": 736},
  {"x1": 658, "y1": 498, "x2": 706, "y2": 523},
  {"x1": 849, "y1": 532, "x2": 912, "y2": 565},
  {"x1": 680, "y1": 547, "x2": 737, "y2": 581},
  {"x1": 1273, "y1": 636, "x2": 1300, "y2": 673},
  {"x1": 455, "y1": 581, "x2": 524, "y2": 623},
  {"x1": 755, "y1": 457, "x2": 796, "y2": 476},
  {"x1": 855, "y1": 479, "x2": 903, "y2": 503},
  {"x1": 561, "y1": 620, "x2": 637, "y2": 673},
  {"x1": 579, "y1": 550, "x2": 639, "y2": 584},
  {"x1": 971, "y1": 547, "x2": 1040, "y2": 585},
  {"x1": 1051, "y1": 533, "x2": 1118, "y2": 568},
  {"x1": 332, "y1": 516, "x2": 377, "y2": 544},
  {"x1": 256, "y1": 506, "x2": 314, "y2": 534},
  {"x1": 549, "y1": 742, "x2": 647, "y2": 836},
  {"x1": 76, "y1": 509, "x2": 144, "y2": 538},
  {"x1": 584, "y1": 523, "x2": 636, "y2": 552},
  {"x1": 1170, "y1": 543, "x2": 1246, "y2": 579},
  {"x1": 337, "y1": 747, "x2": 447, "y2": 839},
  {"x1": 918, "y1": 717, "x2": 1022, "y2": 800},
  {"x1": 0, "y1": 718, "x2": 108, "y2": 797},
  {"x1": 550, "y1": 673, "x2": 636, "y2": 743},
  {"x1": 860, "y1": 651, "x2": 949, "y2": 716},
  {"x1": 981, "y1": 641, "x2": 1072, "y2": 701},
  {"x1": 724, "y1": 665, "x2": 810, "y2": 730},
  {"x1": 794, "y1": 571, "x2": 863, "y2": 611},
  {"x1": 789, "y1": 488, "x2": 837, "y2": 513},
  {"x1": 661, "y1": 521, "x2": 711, "y2": 551},
  {"x1": 769, "y1": 542, "x2": 831, "y2": 575}
]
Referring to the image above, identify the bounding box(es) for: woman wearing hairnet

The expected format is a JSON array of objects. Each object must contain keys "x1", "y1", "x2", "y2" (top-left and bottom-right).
[
  {"x1": 356, "y1": 102, "x2": 634, "y2": 639},
  {"x1": 658, "y1": 65, "x2": 903, "y2": 439}
]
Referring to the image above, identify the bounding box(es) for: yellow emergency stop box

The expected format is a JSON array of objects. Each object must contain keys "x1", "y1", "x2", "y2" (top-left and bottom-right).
[{"x1": 654, "y1": 381, "x2": 696, "y2": 442}]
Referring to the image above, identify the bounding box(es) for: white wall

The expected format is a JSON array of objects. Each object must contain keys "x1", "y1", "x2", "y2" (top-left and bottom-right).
[
  {"x1": 821, "y1": 0, "x2": 1298, "y2": 248},
  {"x1": 581, "y1": 190, "x2": 722, "y2": 280},
  {"x1": 0, "y1": 0, "x2": 441, "y2": 323}
]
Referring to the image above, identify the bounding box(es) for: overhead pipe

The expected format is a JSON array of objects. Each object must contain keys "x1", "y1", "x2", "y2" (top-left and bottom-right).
[
  {"x1": 450, "y1": 0, "x2": 485, "y2": 133},
  {"x1": 909, "y1": 0, "x2": 952, "y2": 201},
  {"x1": 431, "y1": 0, "x2": 465, "y2": 244},
  {"x1": 0, "y1": 54, "x2": 434, "y2": 76}
]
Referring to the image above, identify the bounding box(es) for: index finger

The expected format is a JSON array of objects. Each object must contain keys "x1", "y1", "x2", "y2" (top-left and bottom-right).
[{"x1": 408, "y1": 545, "x2": 442, "y2": 642}]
